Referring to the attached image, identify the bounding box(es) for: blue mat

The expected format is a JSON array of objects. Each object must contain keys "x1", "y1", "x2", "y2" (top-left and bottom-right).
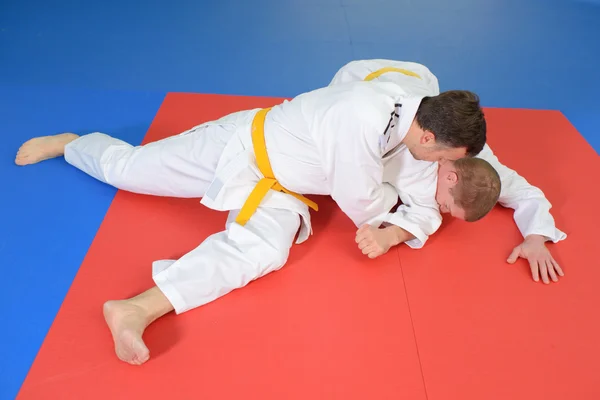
[
  {"x1": 0, "y1": 85, "x2": 164, "y2": 399},
  {"x1": 1, "y1": 0, "x2": 598, "y2": 398}
]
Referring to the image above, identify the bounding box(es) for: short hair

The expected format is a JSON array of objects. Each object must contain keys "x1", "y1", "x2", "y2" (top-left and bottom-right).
[
  {"x1": 450, "y1": 158, "x2": 501, "y2": 222},
  {"x1": 416, "y1": 90, "x2": 486, "y2": 157}
]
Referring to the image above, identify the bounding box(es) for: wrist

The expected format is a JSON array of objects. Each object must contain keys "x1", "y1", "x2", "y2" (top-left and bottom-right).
[
  {"x1": 524, "y1": 234, "x2": 547, "y2": 244},
  {"x1": 385, "y1": 225, "x2": 414, "y2": 246}
]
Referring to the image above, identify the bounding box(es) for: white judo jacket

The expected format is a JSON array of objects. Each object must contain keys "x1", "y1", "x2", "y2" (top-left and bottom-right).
[
  {"x1": 329, "y1": 59, "x2": 567, "y2": 246},
  {"x1": 199, "y1": 80, "x2": 441, "y2": 246}
]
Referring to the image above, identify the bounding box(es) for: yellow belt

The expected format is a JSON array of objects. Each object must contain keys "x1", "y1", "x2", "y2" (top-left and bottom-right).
[
  {"x1": 235, "y1": 107, "x2": 319, "y2": 226},
  {"x1": 364, "y1": 66, "x2": 421, "y2": 81}
]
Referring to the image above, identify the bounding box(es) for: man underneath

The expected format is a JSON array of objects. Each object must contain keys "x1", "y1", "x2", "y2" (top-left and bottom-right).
[
  {"x1": 333, "y1": 59, "x2": 566, "y2": 284},
  {"x1": 15, "y1": 79, "x2": 499, "y2": 365},
  {"x1": 357, "y1": 157, "x2": 500, "y2": 258}
]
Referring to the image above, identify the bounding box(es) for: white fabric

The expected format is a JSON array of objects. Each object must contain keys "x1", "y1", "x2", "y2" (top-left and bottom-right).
[
  {"x1": 381, "y1": 150, "x2": 441, "y2": 248},
  {"x1": 61, "y1": 81, "x2": 446, "y2": 314},
  {"x1": 327, "y1": 60, "x2": 445, "y2": 248},
  {"x1": 61, "y1": 86, "x2": 413, "y2": 312},
  {"x1": 199, "y1": 82, "x2": 423, "y2": 241},
  {"x1": 64, "y1": 125, "x2": 234, "y2": 198},
  {"x1": 63, "y1": 62, "x2": 566, "y2": 314},
  {"x1": 65, "y1": 130, "x2": 301, "y2": 314},
  {"x1": 328, "y1": 59, "x2": 567, "y2": 244},
  {"x1": 476, "y1": 144, "x2": 566, "y2": 242},
  {"x1": 329, "y1": 59, "x2": 441, "y2": 97},
  {"x1": 152, "y1": 207, "x2": 300, "y2": 314}
]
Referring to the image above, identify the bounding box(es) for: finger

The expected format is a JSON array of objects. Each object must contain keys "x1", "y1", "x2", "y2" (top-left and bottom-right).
[
  {"x1": 529, "y1": 259, "x2": 540, "y2": 282},
  {"x1": 538, "y1": 261, "x2": 550, "y2": 284},
  {"x1": 355, "y1": 232, "x2": 367, "y2": 243},
  {"x1": 507, "y1": 247, "x2": 520, "y2": 264},
  {"x1": 355, "y1": 227, "x2": 369, "y2": 242},
  {"x1": 361, "y1": 242, "x2": 374, "y2": 254},
  {"x1": 356, "y1": 231, "x2": 371, "y2": 243},
  {"x1": 355, "y1": 232, "x2": 364, "y2": 243},
  {"x1": 368, "y1": 249, "x2": 383, "y2": 259},
  {"x1": 552, "y1": 259, "x2": 564, "y2": 277},
  {"x1": 358, "y1": 237, "x2": 374, "y2": 250},
  {"x1": 546, "y1": 260, "x2": 558, "y2": 282}
]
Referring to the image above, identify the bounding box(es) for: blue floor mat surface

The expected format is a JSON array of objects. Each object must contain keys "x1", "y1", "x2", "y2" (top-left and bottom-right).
[{"x1": 1, "y1": 0, "x2": 598, "y2": 398}]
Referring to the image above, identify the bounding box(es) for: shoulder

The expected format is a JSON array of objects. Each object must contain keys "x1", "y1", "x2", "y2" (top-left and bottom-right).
[{"x1": 328, "y1": 82, "x2": 397, "y2": 122}]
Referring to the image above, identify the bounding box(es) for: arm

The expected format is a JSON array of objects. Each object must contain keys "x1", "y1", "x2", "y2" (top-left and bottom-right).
[
  {"x1": 476, "y1": 144, "x2": 566, "y2": 283},
  {"x1": 356, "y1": 162, "x2": 443, "y2": 257},
  {"x1": 476, "y1": 144, "x2": 566, "y2": 243},
  {"x1": 383, "y1": 171, "x2": 442, "y2": 249},
  {"x1": 328, "y1": 104, "x2": 399, "y2": 228},
  {"x1": 355, "y1": 224, "x2": 415, "y2": 259}
]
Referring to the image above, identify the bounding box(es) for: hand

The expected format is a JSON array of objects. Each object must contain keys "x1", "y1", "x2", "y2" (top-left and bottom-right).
[
  {"x1": 355, "y1": 225, "x2": 393, "y2": 259},
  {"x1": 507, "y1": 234, "x2": 564, "y2": 284}
]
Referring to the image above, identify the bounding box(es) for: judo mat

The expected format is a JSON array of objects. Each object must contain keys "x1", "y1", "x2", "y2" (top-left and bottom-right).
[{"x1": 16, "y1": 94, "x2": 600, "y2": 400}]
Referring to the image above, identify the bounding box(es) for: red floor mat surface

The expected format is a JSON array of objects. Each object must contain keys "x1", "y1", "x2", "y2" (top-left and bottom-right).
[
  {"x1": 17, "y1": 94, "x2": 426, "y2": 400},
  {"x1": 399, "y1": 109, "x2": 600, "y2": 400},
  {"x1": 17, "y1": 96, "x2": 599, "y2": 399}
]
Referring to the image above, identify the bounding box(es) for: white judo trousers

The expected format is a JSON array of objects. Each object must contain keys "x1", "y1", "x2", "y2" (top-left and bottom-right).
[
  {"x1": 60, "y1": 79, "x2": 435, "y2": 314},
  {"x1": 64, "y1": 125, "x2": 301, "y2": 314}
]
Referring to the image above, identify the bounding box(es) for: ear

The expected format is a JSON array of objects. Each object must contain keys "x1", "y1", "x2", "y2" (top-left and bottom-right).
[
  {"x1": 447, "y1": 171, "x2": 458, "y2": 184},
  {"x1": 420, "y1": 130, "x2": 436, "y2": 145}
]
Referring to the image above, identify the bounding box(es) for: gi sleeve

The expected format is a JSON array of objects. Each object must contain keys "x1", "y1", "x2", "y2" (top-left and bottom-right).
[
  {"x1": 328, "y1": 103, "x2": 398, "y2": 228},
  {"x1": 383, "y1": 162, "x2": 443, "y2": 249},
  {"x1": 476, "y1": 144, "x2": 567, "y2": 242}
]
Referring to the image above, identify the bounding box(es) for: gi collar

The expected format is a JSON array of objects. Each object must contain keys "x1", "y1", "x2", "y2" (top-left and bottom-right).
[{"x1": 379, "y1": 96, "x2": 424, "y2": 155}]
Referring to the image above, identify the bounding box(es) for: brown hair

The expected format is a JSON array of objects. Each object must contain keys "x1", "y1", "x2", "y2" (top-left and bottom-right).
[
  {"x1": 450, "y1": 158, "x2": 501, "y2": 222},
  {"x1": 416, "y1": 90, "x2": 486, "y2": 157}
]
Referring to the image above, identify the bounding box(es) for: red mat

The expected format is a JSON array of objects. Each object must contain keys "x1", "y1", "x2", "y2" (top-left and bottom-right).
[
  {"x1": 17, "y1": 96, "x2": 599, "y2": 399},
  {"x1": 400, "y1": 109, "x2": 600, "y2": 400},
  {"x1": 17, "y1": 93, "x2": 427, "y2": 400}
]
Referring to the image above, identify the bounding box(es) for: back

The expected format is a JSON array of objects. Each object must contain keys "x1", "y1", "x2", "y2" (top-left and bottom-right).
[
  {"x1": 329, "y1": 59, "x2": 440, "y2": 98},
  {"x1": 261, "y1": 81, "x2": 405, "y2": 228},
  {"x1": 265, "y1": 81, "x2": 403, "y2": 192}
]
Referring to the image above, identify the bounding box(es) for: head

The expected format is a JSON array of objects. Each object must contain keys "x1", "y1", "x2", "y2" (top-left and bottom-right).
[
  {"x1": 404, "y1": 90, "x2": 487, "y2": 162},
  {"x1": 436, "y1": 157, "x2": 501, "y2": 222}
]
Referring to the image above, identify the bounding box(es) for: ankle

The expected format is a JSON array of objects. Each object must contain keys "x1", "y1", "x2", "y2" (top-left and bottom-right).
[{"x1": 128, "y1": 287, "x2": 174, "y2": 323}]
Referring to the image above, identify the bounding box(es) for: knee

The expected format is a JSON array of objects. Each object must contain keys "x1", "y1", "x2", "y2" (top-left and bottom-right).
[
  {"x1": 226, "y1": 208, "x2": 299, "y2": 275},
  {"x1": 226, "y1": 224, "x2": 292, "y2": 276},
  {"x1": 259, "y1": 220, "x2": 298, "y2": 272},
  {"x1": 265, "y1": 242, "x2": 291, "y2": 271},
  {"x1": 100, "y1": 147, "x2": 136, "y2": 184}
]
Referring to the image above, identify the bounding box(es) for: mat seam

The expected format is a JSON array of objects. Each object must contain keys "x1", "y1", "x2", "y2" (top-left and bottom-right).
[
  {"x1": 340, "y1": 2, "x2": 354, "y2": 49},
  {"x1": 396, "y1": 248, "x2": 430, "y2": 400}
]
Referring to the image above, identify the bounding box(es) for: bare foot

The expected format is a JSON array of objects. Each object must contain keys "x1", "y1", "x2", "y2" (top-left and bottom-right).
[
  {"x1": 15, "y1": 133, "x2": 79, "y2": 166},
  {"x1": 103, "y1": 300, "x2": 151, "y2": 365}
]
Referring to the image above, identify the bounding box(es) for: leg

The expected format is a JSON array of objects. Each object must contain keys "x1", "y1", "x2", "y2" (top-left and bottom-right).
[
  {"x1": 15, "y1": 124, "x2": 234, "y2": 198},
  {"x1": 103, "y1": 206, "x2": 301, "y2": 365}
]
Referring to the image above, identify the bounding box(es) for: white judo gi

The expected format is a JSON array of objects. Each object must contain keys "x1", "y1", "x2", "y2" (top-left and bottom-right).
[
  {"x1": 64, "y1": 80, "x2": 436, "y2": 314},
  {"x1": 329, "y1": 59, "x2": 567, "y2": 244}
]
